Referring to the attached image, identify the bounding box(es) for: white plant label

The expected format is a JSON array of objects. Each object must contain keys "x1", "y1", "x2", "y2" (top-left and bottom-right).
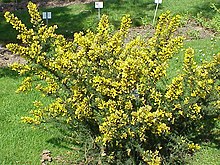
[
  {"x1": 153, "y1": 0, "x2": 162, "y2": 25},
  {"x1": 47, "y1": 12, "x2": 52, "y2": 19},
  {"x1": 43, "y1": 12, "x2": 47, "y2": 19},
  {"x1": 95, "y1": 2, "x2": 103, "y2": 9},
  {"x1": 155, "y1": 0, "x2": 162, "y2": 4},
  {"x1": 42, "y1": 12, "x2": 52, "y2": 19}
]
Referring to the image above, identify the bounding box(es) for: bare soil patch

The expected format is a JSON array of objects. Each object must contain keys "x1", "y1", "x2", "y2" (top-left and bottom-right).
[
  {"x1": 127, "y1": 19, "x2": 215, "y2": 41},
  {"x1": 0, "y1": 46, "x2": 26, "y2": 67}
]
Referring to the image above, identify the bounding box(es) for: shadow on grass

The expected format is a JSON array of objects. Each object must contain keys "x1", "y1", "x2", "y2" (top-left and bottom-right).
[
  {"x1": 45, "y1": 119, "x2": 99, "y2": 159},
  {"x1": 0, "y1": 9, "x2": 31, "y2": 43},
  {"x1": 46, "y1": 121, "x2": 85, "y2": 151},
  {"x1": 46, "y1": 136, "x2": 79, "y2": 151},
  {"x1": 198, "y1": 115, "x2": 220, "y2": 149},
  {"x1": 2, "y1": 0, "x2": 220, "y2": 44},
  {"x1": 47, "y1": 0, "x2": 152, "y2": 37},
  {"x1": 0, "y1": 0, "x2": 156, "y2": 43},
  {"x1": 191, "y1": 1, "x2": 220, "y2": 18},
  {"x1": 0, "y1": 67, "x2": 19, "y2": 78}
]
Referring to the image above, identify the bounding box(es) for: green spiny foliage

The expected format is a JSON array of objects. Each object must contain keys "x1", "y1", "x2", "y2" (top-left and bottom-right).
[{"x1": 4, "y1": 2, "x2": 220, "y2": 164}]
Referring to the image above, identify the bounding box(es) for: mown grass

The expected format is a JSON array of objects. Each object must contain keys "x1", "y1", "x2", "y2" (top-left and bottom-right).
[
  {"x1": 189, "y1": 145, "x2": 220, "y2": 165},
  {"x1": 0, "y1": 68, "x2": 83, "y2": 164},
  {"x1": 0, "y1": 0, "x2": 220, "y2": 164},
  {"x1": 167, "y1": 37, "x2": 220, "y2": 80}
]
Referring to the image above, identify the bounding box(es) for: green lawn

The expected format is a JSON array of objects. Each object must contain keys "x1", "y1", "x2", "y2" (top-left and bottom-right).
[
  {"x1": 167, "y1": 37, "x2": 220, "y2": 80},
  {"x1": 189, "y1": 144, "x2": 220, "y2": 165},
  {"x1": 0, "y1": 68, "x2": 82, "y2": 164}
]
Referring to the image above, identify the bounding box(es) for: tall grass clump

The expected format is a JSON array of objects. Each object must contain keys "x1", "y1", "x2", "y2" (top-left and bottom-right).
[{"x1": 4, "y1": 2, "x2": 220, "y2": 164}]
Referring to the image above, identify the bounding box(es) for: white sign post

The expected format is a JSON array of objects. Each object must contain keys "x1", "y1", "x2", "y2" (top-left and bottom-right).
[
  {"x1": 95, "y1": 2, "x2": 103, "y2": 20},
  {"x1": 153, "y1": 0, "x2": 162, "y2": 25},
  {"x1": 43, "y1": 12, "x2": 52, "y2": 25}
]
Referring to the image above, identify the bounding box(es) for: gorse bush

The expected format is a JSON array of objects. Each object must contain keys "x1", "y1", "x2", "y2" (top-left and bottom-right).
[{"x1": 4, "y1": 2, "x2": 220, "y2": 164}]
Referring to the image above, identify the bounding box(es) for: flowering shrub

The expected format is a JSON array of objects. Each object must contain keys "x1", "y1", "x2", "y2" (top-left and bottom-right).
[{"x1": 4, "y1": 2, "x2": 220, "y2": 164}]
